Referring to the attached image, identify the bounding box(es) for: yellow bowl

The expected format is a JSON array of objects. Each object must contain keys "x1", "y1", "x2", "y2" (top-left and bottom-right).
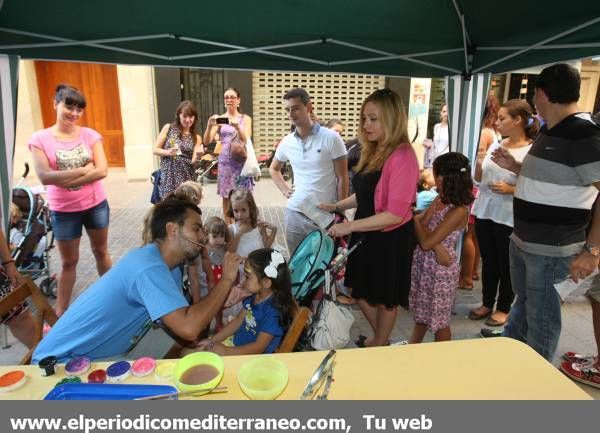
[
  {"x1": 237, "y1": 356, "x2": 288, "y2": 400},
  {"x1": 174, "y1": 352, "x2": 224, "y2": 393}
]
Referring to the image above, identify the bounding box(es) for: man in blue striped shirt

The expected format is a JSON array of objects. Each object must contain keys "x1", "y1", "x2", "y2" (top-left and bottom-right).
[{"x1": 489, "y1": 64, "x2": 600, "y2": 361}]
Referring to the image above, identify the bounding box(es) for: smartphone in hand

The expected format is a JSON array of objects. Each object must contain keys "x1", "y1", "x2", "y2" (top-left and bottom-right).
[{"x1": 216, "y1": 117, "x2": 229, "y2": 125}]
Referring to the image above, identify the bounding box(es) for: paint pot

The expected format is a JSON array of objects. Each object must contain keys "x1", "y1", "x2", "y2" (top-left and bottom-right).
[
  {"x1": 38, "y1": 356, "x2": 58, "y2": 377},
  {"x1": 106, "y1": 361, "x2": 131, "y2": 383},
  {"x1": 65, "y1": 356, "x2": 91, "y2": 377},
  {"x1": 132, "y1": 357, "x2": 156, "y2": 377},
  {"x1": 0, "y1": 370, "x2": 26, "y2": 393},
  {"x1": 87, "y1": 369, "x2": 107, "y2": 384},
  {"x1": 55, "y1": 377, "x2": 81, "y2": 387},
  {"x1": 155, "y1": 362, "x2": 176, "y2": 382}
]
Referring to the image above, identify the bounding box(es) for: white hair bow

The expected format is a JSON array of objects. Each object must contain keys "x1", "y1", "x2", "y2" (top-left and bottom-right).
[{"x1": 264, "y1": 250, "x2": 285, "y2": 278}]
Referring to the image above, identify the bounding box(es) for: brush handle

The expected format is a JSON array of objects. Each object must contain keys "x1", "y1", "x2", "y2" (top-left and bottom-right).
[{"x1": 134, "y1": 386, "x2": 228, "y2": 400}]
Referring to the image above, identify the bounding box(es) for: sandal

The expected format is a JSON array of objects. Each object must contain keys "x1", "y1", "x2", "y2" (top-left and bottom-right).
[
  {"x1": 468, "y1": 306, "x2": 492, "y2": 320},
  {"x1": 485, "y1": 312, "x2": 508, "y2": 327},
  {"x1": 560, "y1": 360, "x2": 600, "y2": 389},
  {"x1": 354, "y1": 335, "x2": 391, "y2": 347},
  {"x1": 562, "y1": 352, "x2": 597, "y2": 366}
]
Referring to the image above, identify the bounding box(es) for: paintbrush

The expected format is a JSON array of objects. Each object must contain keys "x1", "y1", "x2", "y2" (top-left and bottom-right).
[{"x1": 134, "y1": 386, "x2": 228, "y2": 400}]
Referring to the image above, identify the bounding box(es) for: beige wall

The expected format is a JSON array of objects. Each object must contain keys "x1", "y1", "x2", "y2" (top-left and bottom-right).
[
  {"x1": 116, "y1": 65, "x2": 158, "y2": 180},
  {"x1": 13, "y1": 60, "x2": 43, "y2": 184},
  {"x1": 13, "y1": 61, "x2": 158, "y2": 183}
]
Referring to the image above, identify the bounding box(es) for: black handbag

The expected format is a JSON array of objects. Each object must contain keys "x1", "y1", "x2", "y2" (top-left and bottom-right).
[{"x1": 150, "y1": 169, "x2": 161, "y2": 204}]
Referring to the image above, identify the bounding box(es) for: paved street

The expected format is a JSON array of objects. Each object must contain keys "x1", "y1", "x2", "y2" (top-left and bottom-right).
[{"x1": 2, "y1": 168, "x2": 599, "y2": 398}]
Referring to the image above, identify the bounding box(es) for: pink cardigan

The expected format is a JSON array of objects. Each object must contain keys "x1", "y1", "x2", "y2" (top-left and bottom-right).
[{"x1": 373, "y1": 145, "x2": 419, "y2": 232}]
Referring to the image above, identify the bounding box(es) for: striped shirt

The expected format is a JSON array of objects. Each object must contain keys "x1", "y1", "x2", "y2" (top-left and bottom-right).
[{"x1": 512, "y1": 113, "x2": 600, "y2": 257}]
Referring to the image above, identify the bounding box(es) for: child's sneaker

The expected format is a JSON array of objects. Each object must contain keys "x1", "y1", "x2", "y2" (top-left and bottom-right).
[
  {"x1": 479, "y1": 328, "x2": 503, "y2": 338},
  {"x1": 560, "y1": 360, "x2": 600, "y2": 389}
]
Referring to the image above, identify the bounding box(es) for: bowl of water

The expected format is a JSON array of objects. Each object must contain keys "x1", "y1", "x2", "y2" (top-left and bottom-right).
[
  {"x1": 237, "y1": 356, "x2": 288, "y2": 400},
  {"x1": 174, "y1": 352, "x2": 224, "y2": 394}
]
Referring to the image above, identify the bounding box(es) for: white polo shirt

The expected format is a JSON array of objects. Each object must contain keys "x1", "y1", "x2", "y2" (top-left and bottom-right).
[{"x1": 275, "y1": 124, "x2": 347, "y2": 213}]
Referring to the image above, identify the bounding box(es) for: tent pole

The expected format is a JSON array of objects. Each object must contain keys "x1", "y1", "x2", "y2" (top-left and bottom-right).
[
  {"x1": 474, "y1": 15, "x2": 600, "y2": 72},
  {"x1": 0, "y1": 34, "x2": 174, "y2": 50},
  {"x1": 328, "y1": 39, "x2": 462, "y2": 58},
  {"x1": 478, "y1": 43, "x2": 600, "y2": 50},
  {"x1": 330, "y1": 55, "x2": 460, "y2": 74},
  {"x1": 0, "y1": 27, "x2": 170, "y2": 60},
  {"x1": 171, "y1": 39, "x2": 326, "y2": 61}
]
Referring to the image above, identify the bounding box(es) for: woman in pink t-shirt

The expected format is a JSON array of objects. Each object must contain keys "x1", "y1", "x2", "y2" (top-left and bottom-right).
[
  {"x1": 320, "y1": 88, "x2": 419, "y2": 347},
  {"x1": 28, "y1": 84, "x2": 112, "y2": 316}
]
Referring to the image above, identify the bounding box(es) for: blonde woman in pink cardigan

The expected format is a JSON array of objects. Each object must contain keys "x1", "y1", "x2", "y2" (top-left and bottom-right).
[{"x1": 320, "y1": 88, "x2": 419, "y2": 347}]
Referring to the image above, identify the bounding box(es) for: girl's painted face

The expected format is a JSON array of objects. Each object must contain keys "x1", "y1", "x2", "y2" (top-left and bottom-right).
[
  {"x1": 495, "y1": 107, "x2": 519, "y2": 136},
  {"x1": 179, "y1": 112, "x2": 195, "y2": 129},
  {"x1": 361, "y1": 101, "x2": 384, "y2": 143},
  {"x1": 208, "y1": 233, "x2": 226, "y2": 248},
  {"x1": 242, "y1": 265, "x2": 267, "y2": 294},
  {"x1": 55, "y1": 101, "x2": 83, "y2": 126},
  {"x1": 231, "y1": 199, "x2": 250, "y2": 224}
]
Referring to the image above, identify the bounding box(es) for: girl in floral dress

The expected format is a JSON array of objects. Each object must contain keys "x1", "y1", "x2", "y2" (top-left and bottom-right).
[
  {"x1": 153, "y1": 100, "x2": 204, "y2": 200},
  {"x1": 409, "y1": 152, "x2": 474, "y2": 343}
]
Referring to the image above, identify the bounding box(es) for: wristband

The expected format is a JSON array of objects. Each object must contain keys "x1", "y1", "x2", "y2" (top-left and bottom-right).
[
  {"x1": 1, "y1": 259, "x2": 15, "y2": 266},
  {"x1": 334, "y1": 205, "x2": 343, "y2": 214}
]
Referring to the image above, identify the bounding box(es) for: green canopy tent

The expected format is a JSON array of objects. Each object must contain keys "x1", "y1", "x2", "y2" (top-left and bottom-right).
[{"x1": 1, "y1": 0, "x2": 600, "y2": 224}]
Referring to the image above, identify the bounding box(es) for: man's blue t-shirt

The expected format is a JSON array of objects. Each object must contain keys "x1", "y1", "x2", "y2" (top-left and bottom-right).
[
  {"x1": 32, "y1": 244, "x2": 187, "y2": 363},
  {"x1": 233, "y1": 295, "x2": 284, "y2": 353}
]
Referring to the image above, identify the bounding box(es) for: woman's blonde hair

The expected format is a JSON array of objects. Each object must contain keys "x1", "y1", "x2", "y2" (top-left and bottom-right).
[{"x1": 355, "y1": 88, "x2": 409, "y2": 173}]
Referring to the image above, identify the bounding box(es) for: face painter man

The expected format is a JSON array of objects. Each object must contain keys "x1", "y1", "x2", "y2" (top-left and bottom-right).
[{"x1": 33, "y1": 197, "x2": 242, "y2": 363}]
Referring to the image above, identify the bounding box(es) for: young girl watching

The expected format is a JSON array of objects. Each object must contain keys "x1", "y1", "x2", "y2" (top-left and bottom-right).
[
  {"x1": 227, "y1": 188, "x2": 277, "y2": 256},
  {"x1": 197, "y1": 248, "x2": 295, "y2": 355},
  {"x1": 409, "y1": 152, "x2": 474, "y2": 343}
]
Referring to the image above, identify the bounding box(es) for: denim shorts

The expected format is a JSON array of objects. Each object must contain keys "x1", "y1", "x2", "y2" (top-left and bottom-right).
[{"x1": 50, "y1": 199, "x2": 110, "y2": 241}]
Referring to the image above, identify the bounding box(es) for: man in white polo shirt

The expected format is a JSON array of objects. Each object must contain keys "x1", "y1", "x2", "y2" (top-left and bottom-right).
[{"x1": 270, "y1": 88, "x2": 349, "y2": 256}]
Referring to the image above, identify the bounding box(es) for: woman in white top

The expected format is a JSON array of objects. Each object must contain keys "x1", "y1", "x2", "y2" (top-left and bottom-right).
[
  {"x1": 468, "y1": 99, "x2": 539, "y2": 326},
  {"x1": 423, "y1": 105, "x2": 449, "y2": 168},
  {"x1": 432, "y1": 104, "x2": 449, "y2": 159}
]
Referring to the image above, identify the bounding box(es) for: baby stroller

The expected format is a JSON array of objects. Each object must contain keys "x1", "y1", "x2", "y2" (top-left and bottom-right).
[
  {"x1": 10, "y1": 163, "x2": 57, "y2": 298},
  {"x1": 288, "y1": 218, "x2": 362, "y2": 351},
  {"x1": 196, "y1": 140, "x2": 220, "y2": 185}
]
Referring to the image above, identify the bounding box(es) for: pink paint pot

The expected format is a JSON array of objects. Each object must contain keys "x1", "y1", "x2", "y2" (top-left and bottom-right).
[{"x1": 132, "y1": 357, "x2": 156, "y2": 378}]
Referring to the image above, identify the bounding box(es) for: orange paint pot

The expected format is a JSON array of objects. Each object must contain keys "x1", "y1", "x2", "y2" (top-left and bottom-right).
[{"x1": 0, "y1": 370, "x2": 26, "y2": 393}]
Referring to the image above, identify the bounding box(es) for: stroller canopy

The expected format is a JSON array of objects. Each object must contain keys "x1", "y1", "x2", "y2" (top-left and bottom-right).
[{"x1": 289, "y1": 230, "x2": 335, "y2": 306}]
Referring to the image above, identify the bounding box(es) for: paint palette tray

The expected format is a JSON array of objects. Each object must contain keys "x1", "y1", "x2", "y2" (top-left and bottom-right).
[{"x1": 44, "y1": 383, "x2": 178, "y2": 400}]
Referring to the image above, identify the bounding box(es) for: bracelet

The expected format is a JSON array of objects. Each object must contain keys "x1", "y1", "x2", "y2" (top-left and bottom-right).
[
  {"x1": 1, "y1": 259, "x2": 14, "y2": 266},
  {"x1": 334, "y1": 205, "x2": 343, "y2": 214}
]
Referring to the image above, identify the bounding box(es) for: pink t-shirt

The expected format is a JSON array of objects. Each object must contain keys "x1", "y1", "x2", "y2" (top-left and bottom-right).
[
  {"x1": 28, "y1": 127, "x2": 107, "y2": 212},
  {"x1": 374, "y1": 145, "x2": 419, "y2": 232}
]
